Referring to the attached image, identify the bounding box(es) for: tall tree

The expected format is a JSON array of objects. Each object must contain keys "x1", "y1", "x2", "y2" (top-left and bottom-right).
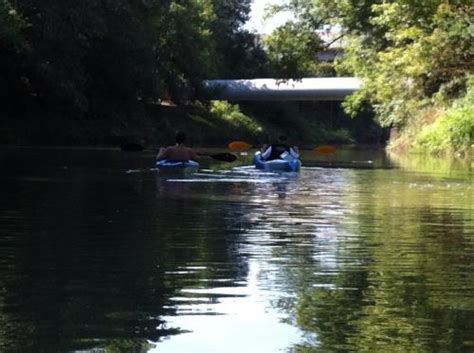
[
  {"x1": 209, "y1": 0, "x2": 268, "y2": 78},
  {"x1": 1, "y1": 0, "x2": 223, "y2": 114}
]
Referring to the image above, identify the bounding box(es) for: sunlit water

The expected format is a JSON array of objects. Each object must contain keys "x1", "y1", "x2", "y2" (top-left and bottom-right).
[{"x1": 0, "y1": 147, "x2": 472, "y2": 353}]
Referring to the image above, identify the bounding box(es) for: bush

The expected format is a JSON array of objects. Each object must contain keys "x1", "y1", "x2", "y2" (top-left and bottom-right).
[
  {"x1": 209, "y1": 100, "x2": 263, "y2": 136},
  {"x1": 414, "y1": 79, "x2": 474, "y2": 155}
]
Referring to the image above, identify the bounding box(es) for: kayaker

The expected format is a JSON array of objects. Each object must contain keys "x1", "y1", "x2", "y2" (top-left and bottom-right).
[
  {"x1": 156, "y1": 131, "x2": 198, "y2": 161},
  {"x1": 261, "y1": 135, "x2": 299, "y2": 161}
]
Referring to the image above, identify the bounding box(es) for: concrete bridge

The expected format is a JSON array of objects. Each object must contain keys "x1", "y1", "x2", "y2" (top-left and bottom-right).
[{"x1": 201, "y1": 77, "x2": 361, "y2": 101}]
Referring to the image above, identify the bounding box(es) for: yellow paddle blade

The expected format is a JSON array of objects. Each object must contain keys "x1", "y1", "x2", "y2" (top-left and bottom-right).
[
  {"x1": 314, "y1": 145, "x2": 337, "y2": 154},
  {"x1": 228, "y1": 141, "x2": 253, "y2": 151}
]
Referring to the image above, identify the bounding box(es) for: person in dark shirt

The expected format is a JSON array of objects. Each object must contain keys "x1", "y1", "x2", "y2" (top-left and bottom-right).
[{"x1": 261, "y1": 135, "x2": 299, "y2": 161}]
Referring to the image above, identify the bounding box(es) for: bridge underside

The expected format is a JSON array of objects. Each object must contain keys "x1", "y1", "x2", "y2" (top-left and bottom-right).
[{"x1": 201, "y1": 77, "x2": 361, "y2": 101}]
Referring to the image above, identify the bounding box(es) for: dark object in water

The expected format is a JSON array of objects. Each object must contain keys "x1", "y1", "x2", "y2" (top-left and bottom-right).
[
  {"x1": 197, "y1": 152, "x2": 237, "y2": 162},
  {"x1": 120, "y1": 142, "x2": 145, "y2": 151}
]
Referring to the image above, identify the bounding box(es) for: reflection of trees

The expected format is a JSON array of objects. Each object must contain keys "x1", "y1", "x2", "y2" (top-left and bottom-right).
[
  {"x1": 236, "y1": 171, "x2": 370, "y2": 351},
  {"x1": 295, "y1": 272, "x2": 368, "y2": 352},
  {"x1": 0, "y1": 153, "x2": 249, "y2": 352},
  {"x1": 287, "y1": 169, "x2": 474, "y2": 352},
  {"x1": 2, "y1": 150, "x2": 472, "y2": 352},
  {"x1": 0, "y1": 176, "x2": 171, "y2": 352},
  {"x1": 348, "y1": 208, "x2": 474, "y2": 352},
  {"x1": 105, "y1": 338, "x2": 153, "y2": 353}
]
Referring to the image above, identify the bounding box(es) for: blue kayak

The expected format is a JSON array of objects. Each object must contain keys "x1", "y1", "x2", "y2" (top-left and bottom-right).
[
  {"x1": 156, "y1": 160, "x2": 199, "y2": 174},
  {"x1": 254, "y1": 151, "x2": 301, "y2": 172}
]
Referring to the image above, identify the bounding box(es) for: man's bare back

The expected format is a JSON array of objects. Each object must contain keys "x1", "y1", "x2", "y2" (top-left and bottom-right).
[
  {"x1": 156, "y1": 131, "x2": 198, "y2": 161},
  {"x1": 156, "y1": 144, "x2": 197, "y2": 161}
]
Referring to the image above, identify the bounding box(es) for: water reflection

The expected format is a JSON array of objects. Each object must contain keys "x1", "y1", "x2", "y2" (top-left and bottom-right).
[
  {"x1": 0, "y1": 147, "x2": 473, "y2": 352},
  {"x1": 154, "y1": 260, "x2": 302, "y2": 353}
]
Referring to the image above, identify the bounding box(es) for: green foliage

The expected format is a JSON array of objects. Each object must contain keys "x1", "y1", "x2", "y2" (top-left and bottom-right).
[
  {"x1": 0, "y1": 1, "x2": 28, "y2": 52},
  {"x1": 4, "y1": 0, "x2": 173, "y2": 113},
  {"x1": 414, "y1": 78, "x2": 474, "y2": 155},
  {"x1": 338, "y1": 3, "x2": 474, "y2": 128},
  {"x1": 0, "y1": 1, "x2": 31, "y2": 109},
  {"x1": 156, "y1": 0, "x2": 219, "y2": 102},
  {"x1": 238, "y1": 100, "x2": 371, "y2": 145},
  {"x1": 208, "y1": 0, "x2": 268, "y2": 78},
  {"x1": 269, "y1": 0, "x2": 473, "y2": 154},
  {"x1": 0, "y1": 0, "x2": 269, "y2": 125},
  {"x1": 209, "y1": 100, "x2": 263, "y2": 135},
  {"x1": 264, "y1": 22, "x2": 327, "y2": 78},
  {"x1": 106, "y1": 338, "x2": 152, "y2": 353}
]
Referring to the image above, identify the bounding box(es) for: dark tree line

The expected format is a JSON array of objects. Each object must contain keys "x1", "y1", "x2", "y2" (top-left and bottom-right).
[{"x1": 0, "y1": 0, "x2": 267, "y2": 119}]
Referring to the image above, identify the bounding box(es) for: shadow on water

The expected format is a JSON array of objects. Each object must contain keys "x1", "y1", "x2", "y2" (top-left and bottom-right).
[
  {"x1": 0, "y1": 148, "x2": 252, "y2": 352},
  {"x1": 0, "y1": 147, "x2": 473, "y2": 352}
]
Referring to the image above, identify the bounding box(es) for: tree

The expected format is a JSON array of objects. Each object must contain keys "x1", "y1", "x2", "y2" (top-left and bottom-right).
[
  {"x1": 1, "y1": 0, "x2": 218, "y2": 113},
  {"x1": 208, "y1": 0, "x2": 268, "y2": 78},
  {"x1": 338, "y1": 2, "x2": 474, "y2": 128},
  {"x1": 266, "y1": 0, "x2": 474, "y2": 152},
  {"x1": 264, "y1": 21, "x2": 327, "y2": 78}
]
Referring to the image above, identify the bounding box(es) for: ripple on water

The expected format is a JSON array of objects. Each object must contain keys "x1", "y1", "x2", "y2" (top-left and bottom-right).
[{"x1": 1, "y1": 149, "x2": 473, "y2": 353}]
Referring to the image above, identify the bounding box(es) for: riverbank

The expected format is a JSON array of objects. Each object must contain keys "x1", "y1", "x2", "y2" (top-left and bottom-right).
[
  {"x1": 387, "y1": 94, "x2": 474, "y2": 160},
  {"x1": 1, "y1": 100, "x2": 388, "y2": 149}
]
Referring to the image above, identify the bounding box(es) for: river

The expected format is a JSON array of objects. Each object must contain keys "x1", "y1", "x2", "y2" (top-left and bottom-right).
[{"x1": 0, "y1": 147, "x2": 472, "y2": 353}]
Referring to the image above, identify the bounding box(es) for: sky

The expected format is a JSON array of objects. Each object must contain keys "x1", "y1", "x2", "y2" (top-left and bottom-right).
[{"x1": 244, "y1": 0, "x2": 293, "y2": 34}]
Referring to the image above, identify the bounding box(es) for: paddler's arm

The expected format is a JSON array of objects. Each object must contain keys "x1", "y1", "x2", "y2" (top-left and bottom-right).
[
  {"x1": 290, "y1": 146, "x2": 299, "y2": 158},
  {"x1": 261, "y1": 146, "x2": 272, "y2": 159},
  {"x1": 189, "y1": 148, "x2": 199, "y2": 161},
  {"x1": 156, "y1": 147, "x2": 168, "y2": 161}
]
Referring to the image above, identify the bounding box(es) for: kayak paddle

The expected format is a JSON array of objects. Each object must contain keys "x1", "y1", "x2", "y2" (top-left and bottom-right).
[
  {"x1": 228, "y1": 141, "x2": 255, "y2": 151},
  {"x1": 120, "y1": 142, "x2": 148, "y2": 151},
  {"x1": 197, "y1": 152, "x2": 237, "y2": 162},
  {"x1": 313, "y1": 145, "x2": 337, "y2": 154}
]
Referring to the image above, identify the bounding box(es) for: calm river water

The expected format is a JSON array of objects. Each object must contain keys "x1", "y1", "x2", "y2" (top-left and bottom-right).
[{"x1": 0, "y1": 147, "x2": 473, "y2": 353}]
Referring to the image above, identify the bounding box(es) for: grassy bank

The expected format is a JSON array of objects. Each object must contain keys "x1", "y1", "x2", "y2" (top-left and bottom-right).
[{"x1": 388, "y1": 78, "x2": 474, "y2": 159}]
